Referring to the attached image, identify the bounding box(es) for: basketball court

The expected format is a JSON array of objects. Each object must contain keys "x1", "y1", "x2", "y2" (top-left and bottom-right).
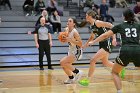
[{"x1": 0, "y1": 65, "x2": 140, "y2": 93}]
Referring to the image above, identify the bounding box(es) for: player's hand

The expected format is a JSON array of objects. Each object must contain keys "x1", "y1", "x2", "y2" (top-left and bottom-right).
[
  {"x1": 88, "y1": 41, "x2": 94, "y2": 46},
  {"x1": 112, "y1": 39, "x2": 117, "y2": 46},
  {"x1": 82, "y1": 43, "x2": 89, "y2": 49}
]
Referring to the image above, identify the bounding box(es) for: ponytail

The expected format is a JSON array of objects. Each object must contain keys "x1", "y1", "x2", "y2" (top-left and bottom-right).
[
  {"x1": 77, "y1": 20, "x2": 88, "y2": 27},
  {"x1": 72, "y1": 18, "x2": 88, "y2": 28}
]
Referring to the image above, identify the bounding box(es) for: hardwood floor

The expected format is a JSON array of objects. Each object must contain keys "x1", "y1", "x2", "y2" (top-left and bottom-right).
[{"x1": 0, "y1": 65, "x2": 140, "y2": 93}]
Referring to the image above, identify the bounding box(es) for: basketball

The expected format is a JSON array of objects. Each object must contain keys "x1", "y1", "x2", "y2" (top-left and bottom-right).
[{"x1": 58, "y1": 31, "x2": 68, "y2": 43}]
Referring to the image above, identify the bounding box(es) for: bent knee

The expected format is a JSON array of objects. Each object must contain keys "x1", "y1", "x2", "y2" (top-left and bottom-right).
[
  {"x1": 111, "y1": 70, "x2": 119, "y2": 76},
  {"x1": 60, "y1": 60, "x2": 65, "y2": 67}
]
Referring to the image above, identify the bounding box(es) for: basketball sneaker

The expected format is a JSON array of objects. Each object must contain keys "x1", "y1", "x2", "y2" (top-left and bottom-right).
[
  {"x1": 75, "y1": 70, "x2": 83, "y2": 81},
  {"x1": 64, "y1": 78, "x2": 75, "y2": 84},
  {"x1": 120, "y1": 68, "x2": 126, "y2": 79},
  {"x1": 78, "y1": 78, "x2": 90, "y2": 86}
]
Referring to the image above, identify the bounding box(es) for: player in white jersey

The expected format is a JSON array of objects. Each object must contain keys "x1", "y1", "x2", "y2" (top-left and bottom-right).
[
  {"x1": 68, "y1": 28, "x2": 82, "y2": 60},
  {"x1": 60, "y1": 18, "x2": 83, "y2": 84}
]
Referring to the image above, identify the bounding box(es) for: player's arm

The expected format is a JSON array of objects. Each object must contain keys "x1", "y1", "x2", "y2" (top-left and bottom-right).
[
  {"x1": 86, "y1": 32, "x2": 95, "y2": 43},
  {"x1": 68, "y1": 31, "x2": 82, "y2": 47},
  {"x1": 88, "y1": 30, "x2": 114, "y2": 45},
  {"x1": 82, "y1": 32, "x2": 95, "y2": 48},
  {"x1": 96, "y1": 20, "x2": 113, "y2": 29}
]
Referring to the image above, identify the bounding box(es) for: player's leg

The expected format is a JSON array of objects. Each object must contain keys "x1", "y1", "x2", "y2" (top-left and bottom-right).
[
  {"x1": 112, "y1": 62, "x2": 124, "y2": 93},
  {"x1": 133, "y1": 46, "x2": 140, "y2": 71},
  {"x1": 73, "y1": 48, "x2": 83, "y2": 81},
  {"x1": 60, "y1": 55, "x2": 76, "y2": 84},
  {"x1": 101, "y1": 50, "x2": 114, "y2": 68},
  {"x1": 88, "y1": 48, "x2": 107, "y2": 79},
  {"x1": 79, "y1": 49, "x2": 105, "y2": 86},
  {"x1": 112, "y1": 48, "x2": 129, "y2": 93}
]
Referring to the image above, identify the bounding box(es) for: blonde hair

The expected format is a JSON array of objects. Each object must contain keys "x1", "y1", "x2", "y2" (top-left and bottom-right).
[{"x1": 86, "y1": 10, "x2": 100, "y2": 19}]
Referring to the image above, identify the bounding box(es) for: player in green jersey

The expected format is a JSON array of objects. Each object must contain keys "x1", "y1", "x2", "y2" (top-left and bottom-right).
[
  {"x1": 87, "y1": 9, "x2": 140, "y2": 93},
  {"x1": 78, "y1": 9, "x2": 117, "y2": 86}
]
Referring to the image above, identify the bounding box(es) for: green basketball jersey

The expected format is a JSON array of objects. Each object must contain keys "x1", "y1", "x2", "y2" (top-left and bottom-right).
[
  {"x1": 89, "y1": 22, "x2": 113, "y2": 53},
  {"x1": 112, "y1": 22, "x2": 140, "y2": 45}
]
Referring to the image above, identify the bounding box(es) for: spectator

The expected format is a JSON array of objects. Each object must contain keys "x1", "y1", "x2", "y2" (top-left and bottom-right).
[
  {"x1": 28, "y1": 17, "x2": 54, "y2": 70},
  {"x1": 133, "y1": 1, "x2": 140, "y2": 22},
  {"x1": 22, "y1": 0, "x2": 34, "y2": 16},
  {"x1": 126, "y1": 0, "x2": 132, "y2": 4},
  {"x1": 50, "y1": 10, "x2": 61, "y2": 34},
  {"x1": 35, "y1": 0, "x2": 46, "y2": 16},
  {"x1": 84, "y1": 0, "x2": 94, "y2": 8},
  {"x1": 92, "y1": 3, "x2": 99, "y2": 14},
  {"x1": 35, "y1": 10, "x2": 53, "y2": 33},
  {"x1": 81, "y1": 0, "x2": 95, "y2": 12},
  {"x1": 0, "y1": 0, "x2": 12, "y2": 10},
  {"x1": 109, "y1": 0, "x2": 116, "y2": 8},
  {"x1": 35, "y1": 10, "x2": 50, "y2": 26},
  {"x1": 46, "y1": 0, "x2": 58, "y2": 16},
  {"x1": 98, "y1": 0, "x2": 114, "y2": 23},
  {"x1": 116, "y1": 0, "x2": 129, "y2": 8}
]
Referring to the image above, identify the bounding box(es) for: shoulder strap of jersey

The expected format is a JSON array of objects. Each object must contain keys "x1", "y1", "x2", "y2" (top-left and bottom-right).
[{"x1": 91, "y1": 20, "x2": 97, "y2": 29}]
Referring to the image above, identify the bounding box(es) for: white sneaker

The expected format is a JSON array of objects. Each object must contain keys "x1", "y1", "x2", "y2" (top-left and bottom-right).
[
  {"x1": 54, "y1": 32, "x2": 57, "y2": 34},
  {"x1": 64, "y1": 78, "x2": 75, "y2": 84},
  {"x1": 25, "y1": 13, "x2": 29, "y2": 16},
  {"x1": 75, "y1": 70, "x2": 83, "y2": 81},
  {"x1": 117, "y1": 90, "x2": 122, "y2": 93}
]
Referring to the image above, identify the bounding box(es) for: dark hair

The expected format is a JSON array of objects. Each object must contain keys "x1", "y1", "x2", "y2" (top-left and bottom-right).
[
  {"x1": 70, "y1": 18, "x2": 88, "y2": 28},
  {"x1": 123, "y1": 9, "x2": 135, "y2": 24},
  {"x1": 86, "y1": 10, "x2": 100, "y2": 20}
]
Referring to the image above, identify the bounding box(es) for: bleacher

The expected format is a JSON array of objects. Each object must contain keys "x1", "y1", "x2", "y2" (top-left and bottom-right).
[{"x1": 0, "y1": 0, "x2": 135, "y2": 67}]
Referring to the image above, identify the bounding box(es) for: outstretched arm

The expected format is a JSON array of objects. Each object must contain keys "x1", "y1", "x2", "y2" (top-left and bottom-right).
[
  {"x1": 96, "y1": 20, "x2": 113, "y2": 29},
  {"x1": 83, "y1": 32, "x2": 95, "y2": 48},
  {"x1": 88, "y1": 30, "x2": 114, "y2": 45}
]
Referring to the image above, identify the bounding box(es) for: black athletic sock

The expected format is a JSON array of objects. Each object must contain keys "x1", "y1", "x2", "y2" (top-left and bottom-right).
[
  {"x1": 73, "y1": 68, "x2": 79, "y2": 74},
  {"x1": 69, "y1": 75, "x2": 74, "y2": 79}
]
